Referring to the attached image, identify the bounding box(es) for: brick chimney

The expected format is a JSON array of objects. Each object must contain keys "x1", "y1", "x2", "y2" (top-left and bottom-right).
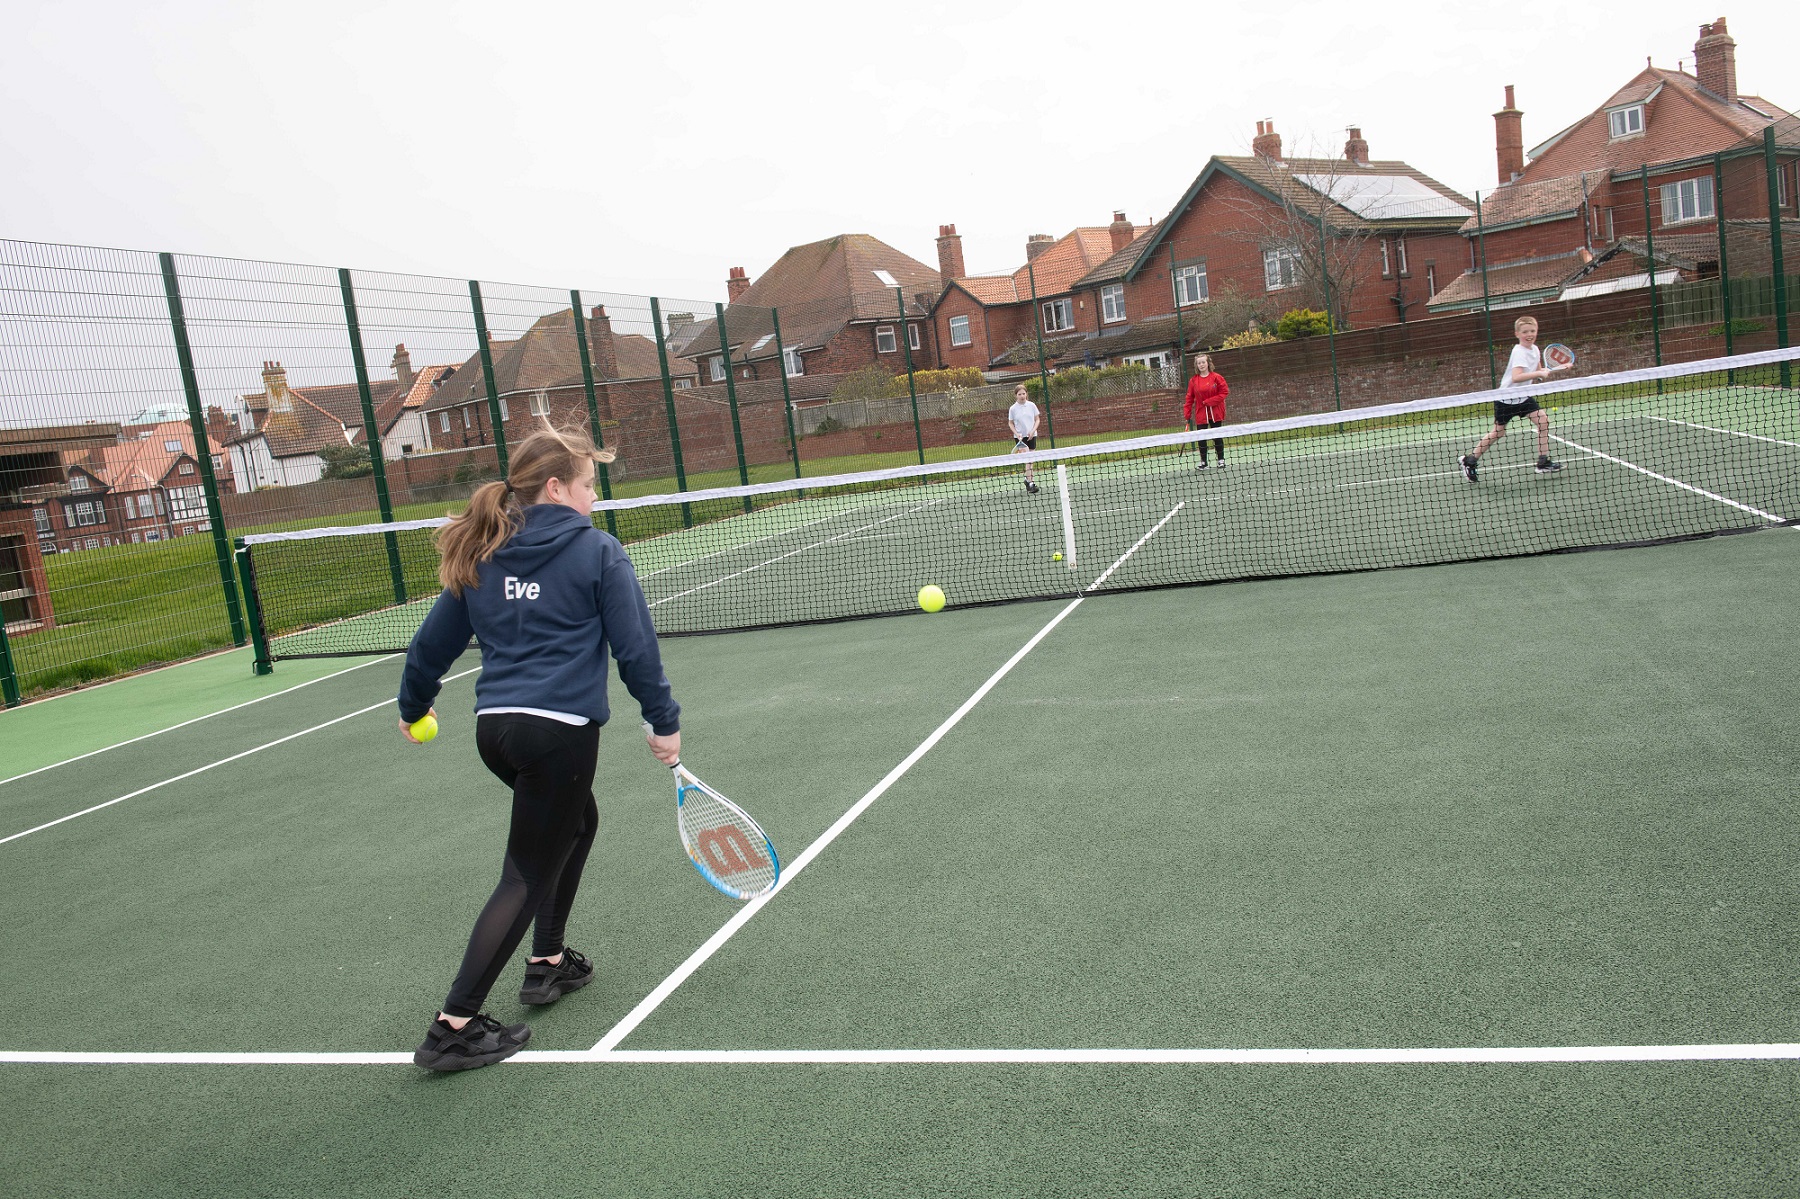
[
  {"x1": 936, "y1": 224, "x2": 966, "y2": 280},
  {"x1": 1494, "y1": 85, "x2": 1525, "y2": 184},
  {"x1": 1694, "y1": 18, "x2": 1737, "y2": 104},
  {"x1": 1344, "y1": 127, "x2": 1369, "y2": 166},
  {"x1": 1108, "y1": 211, "x2": 1133, "y2": 252},
  {"x1": 391, "y1": 343, "x2": 413, "y2": 389},
  {"x1": 726, "y1": 266, "x2": 750, "y2": 302},
  {"x1": 1025, "y1": 234, "x2": 1054, "y2": 262},
  {"x1": 588, "y1": 305, "x2": 619, "y2": 379},
  {"x1": 204, "y1": 405, "x2": 235, "y2": 446},
  {"x1": 261, "y1": 361, "x2": 291, "y2": 411},
  {"x1": 1252, "y1": 119, "x2": 1282, "y2": 161}
]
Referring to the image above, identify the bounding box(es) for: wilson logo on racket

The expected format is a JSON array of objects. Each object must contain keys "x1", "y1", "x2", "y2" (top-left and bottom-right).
[{"x1": 692, "y1": 825, "x2": 771, "y2": 877}]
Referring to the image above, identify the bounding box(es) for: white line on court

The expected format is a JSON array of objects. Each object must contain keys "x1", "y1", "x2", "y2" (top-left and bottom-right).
[
  {"x1": 0, "y1": 655, "x2": 402, "y2": 789},
  {"x1": 1644, "y1": 414, "x2": 1800, "y2": 450},
  {"x1": 1549, "y1": 433, "x2": 1787, "y2": 524},
  {"x1": 591, "y1": 501, "x2": 1188, "y2": 1054},
  {"x1": 638, "y1": 508, "x2": 856, "y2": 579},
  {"x1": 4, "y1": 1043, "x2": 1796, "y2": 1067},
  {"x1": 0, "y1": 665, "x2": 480, "y2": 848}
]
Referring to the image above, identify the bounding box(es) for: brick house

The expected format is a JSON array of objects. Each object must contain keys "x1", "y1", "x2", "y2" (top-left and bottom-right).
[
  {"x1": 228, "y1": 347, "x2": 445, "y2": 490},
  {"x1": 1038, "y1": 124, "x2": 1472, "y2": 372},
  {"x1": 928, "y1": 217, "x2": 1149, "y2": 375},
  {"x1": 2, "y1": 423, "x2": 118, "y2": 632},
  {"x1": 29, "y1": 421, "x2": 231, "y2": 553},
  {"x1": 1430, "y1": 18, "x2": 1796, "y2": 313},
  {"x1": 678, "y1": 235, "x2": 942, "y2": 382}
]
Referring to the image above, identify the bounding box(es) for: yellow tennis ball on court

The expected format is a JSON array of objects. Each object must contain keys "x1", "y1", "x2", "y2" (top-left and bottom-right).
[
  {"x1": 410, "y1": 714, "x2": 438, "y2": 743},
  {"x1": 917, "y1": 585, "x2": 945, "y2": 613},
  {"x1": 1052, "y1": 551, "x2": 1063, "y2": 561}
]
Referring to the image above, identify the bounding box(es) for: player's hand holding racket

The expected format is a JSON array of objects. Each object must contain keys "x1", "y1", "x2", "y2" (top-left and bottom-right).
[
  {"x1": 1542, "y1": 343, "x2": 1576, "y2": 374},
  {"x1": 645, "y1": 724, "x2": 779, "y2": 901}
]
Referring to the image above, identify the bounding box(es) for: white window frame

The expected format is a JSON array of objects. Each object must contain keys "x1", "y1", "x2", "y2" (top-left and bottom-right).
[
  {"x1": 1263, "y1": 248, "x2": 1301, "y2": 291},
  {"x1": 1426, "y1": 263, "x2": 1437, "y2": 297},
  {"x1": 497, "y1": 396, "x2": 510, "y2": 421},
  {"x1": 529, "y1": 391, "x2": 551, "y2": 418},
  {"x1": 163, "y1": 439, "x2": 182, "y2": 452},
  {"x1": 68, "y1": 474, "x2": 89, "y2": 492},
  {"x1": 1607, "y1": 105, "x2": 1645, "y2": 140},
  {"x1": 1778, "y1": 162, "x2": 1791, "y2": 209},
  {"x1": 709, "y1": 355, "x2": 727, "y2": 380},
  {"x1": 1659, "y1": 175, "x2": 1715, "y2": 226},
  {"x1": 461, "y1": 408, "x2": 472, "y2": 429},
  {"x1": 1379, "y1": 239, "x2": 1391, "y2": 278},
  {"x1": 674, "y1": 378, "x2": 695, "y2": 390},
  {"x1": 33, "y1": 508, "x2": 51, "y2": 535},
  {"x1": 875, "y1": 326, "x2": 898, "y2": 354},
  {"x1": 1122, "y1": 351, "x2": 1166, "y2": 370},
  {"x1": 1041, "y1": 298, "x2": 1073, "y2": 333},
  {"x1": 907, "y1": 323, "x2": 921, "y2": 351},
  {"x1": 439, "y1": 411, "x2": 451, "y2": 433},
  {"x1": 948, "y1": 315, "x2": 972, "y2": 347},
  {"x1": 782, "y1": 347, "x2": 803, "y2": 378},
  {"x1": 179, "y1": 461, "x2": 195, "y2": 475},
  {"x1": 1395, "y1": 236, "x2": 1408, "y2": 276},
  {"x1": 1100, "y1": 285, "x2": 1126, "y2": 324},
  {"x1": 1174, "y1": 263, "x2": 1209, "y2": 307}
]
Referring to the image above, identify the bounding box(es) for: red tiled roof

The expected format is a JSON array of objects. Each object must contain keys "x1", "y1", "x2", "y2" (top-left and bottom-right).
[
  {"x1": 1426, "y1": 252, "x2": 1592, "y2": 309},
  {"x1": 954, "y1": 276, "x2": 1022, "y2": 305},
  {"x1": 1461, "y1": 173, "x2": 1593, "y2": 234},
  {"x1": 71, "y1": 422, "x2": 216, "y2": 491}
]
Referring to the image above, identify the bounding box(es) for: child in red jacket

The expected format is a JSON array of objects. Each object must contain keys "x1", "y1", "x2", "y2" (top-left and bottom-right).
[{"x1": 1183, "y1": 354, "x2": 1229, "y2": 469}]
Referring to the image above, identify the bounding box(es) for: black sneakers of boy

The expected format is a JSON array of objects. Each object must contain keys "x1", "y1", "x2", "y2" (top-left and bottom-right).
[
  {"x1": 1196, "y1": 460, "x2": 1208, "y2": 471},
  {"x1": 1025, "y1": 481, "x2": 1039, "y2": 494},
  {"x1": 1535, "y1": 457, "x2": 1565, "y2": 474},
  {"x1": 1459, "y1": 454, "x2": 1479, "y2": 483},
  {"x1": 413, "y1": 1013, "x2": 531, "y2": 1072},
  {"x1": 519, "y1": 947, "x2": 595, "y2": 1006}
]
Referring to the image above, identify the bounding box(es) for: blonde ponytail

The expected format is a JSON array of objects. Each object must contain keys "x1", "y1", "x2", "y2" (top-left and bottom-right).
[{"x1": 436, "y1": 423, "x2": 615, "y2": 595}]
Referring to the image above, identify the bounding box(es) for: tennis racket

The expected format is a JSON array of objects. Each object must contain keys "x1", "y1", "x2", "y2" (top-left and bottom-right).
[
  {"x1": 665, "y1": 757, "x2": 780, "y2": 901},
  {"x1": 1542, "y1": 342, "x2": 1576, "y2": 372}
]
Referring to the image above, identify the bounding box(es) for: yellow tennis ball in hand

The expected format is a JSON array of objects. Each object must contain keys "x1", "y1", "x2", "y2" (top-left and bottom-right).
[
  {"x1": 410, "y1": 714, "x2": 438, "y2": 743},
  {"x1": 917, "y1": 585, "x2": 946, "y2": 613}
]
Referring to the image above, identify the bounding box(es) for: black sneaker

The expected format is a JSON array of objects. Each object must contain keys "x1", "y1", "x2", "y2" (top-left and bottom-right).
[
  {"x1": 1459, "y1": 454, "x2": 1479, "y2": 483},
  {"x1": 1025, "y1": 481, "x2": 1039, "y2": 494},
  {"x1": 1196, "y1": 460, "x2": 1209, "y2": 470},
  {"x1": 519, "y1": 947, "x2": 594, "y2": 1006},
  {"x1": 414, "y1": 1013, "x2": 530, "y2": 1072},
  {"x1": 1535, "y1": 457, "x2": 1564, "y2": 474}
]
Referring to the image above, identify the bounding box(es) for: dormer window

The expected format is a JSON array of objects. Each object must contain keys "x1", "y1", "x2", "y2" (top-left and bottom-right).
[{"x1": 1607, "y1": 105, "x2": 1645, "y2": 139}]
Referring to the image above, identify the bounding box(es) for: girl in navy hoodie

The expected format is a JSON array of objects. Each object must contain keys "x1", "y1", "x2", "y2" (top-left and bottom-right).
[{"x1": 398, "y1": 425, "x2": 681, "y2": 1071}]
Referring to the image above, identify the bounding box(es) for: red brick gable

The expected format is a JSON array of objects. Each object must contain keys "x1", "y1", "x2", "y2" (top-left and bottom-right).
[{"x1": 732, "y1": 233, "x2": 941, "y2": 321}]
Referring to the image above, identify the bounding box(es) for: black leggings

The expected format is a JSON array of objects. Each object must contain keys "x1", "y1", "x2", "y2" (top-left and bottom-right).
[
  {"x1": 442, "y1": 713, "x2": 600, "y2": 1018},
  {"x1": 1198, "y1": 419, "x2": 1224, "y2": 462}
]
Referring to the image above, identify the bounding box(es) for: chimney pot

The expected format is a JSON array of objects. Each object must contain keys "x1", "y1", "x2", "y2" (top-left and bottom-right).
[
  {"x1": 726, "y1": 266, "x2": 751, "y2": 302},
  {"x1": 1493, "y1": 85, "x2": 1525, "y2": 185},
  {"x1": 1252, "y1": 119, "x2": 1282, "y2": 161},
  {"x1": 936, "y1": 223, "x2": 966, "y2": 280}
]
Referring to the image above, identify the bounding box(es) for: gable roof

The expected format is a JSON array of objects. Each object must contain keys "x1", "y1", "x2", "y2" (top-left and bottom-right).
[
  {"x1": 1460, "y1": 173, "x2": 1595, "y2": 235},
  {"x1": 937, "y1": 226, "x2": 1152, "y2": 311},
  {"x1": 422, "y1": 312, "x2": 692, "y2": 413},
  {"x1": 66, "y1": 421, "x2": 231, "y2": 492}
]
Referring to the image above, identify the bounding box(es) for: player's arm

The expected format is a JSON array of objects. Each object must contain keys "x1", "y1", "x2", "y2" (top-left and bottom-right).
[
  {"x1": 397, "y1": 588, "x2": 473, "y2": 725},
  {"x1": 596, "y1": 538, "x2": 680, "y2": 737}
]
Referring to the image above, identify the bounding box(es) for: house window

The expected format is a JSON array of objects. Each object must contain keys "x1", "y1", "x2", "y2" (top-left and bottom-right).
[
  {"x1": 710, "y1": 354, "x2": 728, "y2": 379},
  {"x1": 497, "y1": 397, "x2": 510, "y2": 421},
  {"x1": 1041, "y1": 298, "x2": 1073, "y2": 333},
  {"x1": 122, "y1": 495, "x2": 136, "y2": 519},
  {"x1": 65, "y1": 500, "x2": 103, "y2": 527},
  {"x1": 164, "y1": 439, "x2": 181, "y2": 452},
  {"x1": 461, "y1": 409, "x2": 471, "y2": 429},
  {"x1": 1379, "y1": 239, "x2": 1392, "y2": 278},
  {"x1": 179, "y1": 461, "x2": 195, "y2": 475},
  {"x1": 153, "y1": 492, "x2": 165, "y2": 515},
  {"x1": 1395, "y1": 236, "x2": 1408, "y2": 276},
  {"x1": 144, "y1": 529, "x2": 160, "y2": 542},
  {"x1": 1660, "y1": 175, "x2": 1715, "y2": 226},
  {"x1": 167, "y1": 486, "x2": 206, "y2": 523},
  {"x1": 33, "y1": 508, "x2": 51, "y2": 535},
  {"x1": 1779, "y1": 163, "x2": 1791, "y2": 209},
  {"x1": 907, "y1": 323, "x2": 921, "y2": 351},
  {"x1": 1426, "y1": 263, "x2": 1437, "y2": 296},
  {"x1": 783, "y1": 347, "x2": 804, "y2": 377},
  {"x1": 674, "y1": 378, "x2": 695, "y2": 389},
  {"x1": 84, "y1": 538, "x2": 100, "y2": 550},
  {"x1": 212, "y1": 454, "x2": 223, "y2": 469},
  {"x1": 875, "y1": 326, "x2": 897, "y2": 354},
  {"x1": 949, "y1": 315, "x2": 972, "y2": 347},
  {"x1": 1123, "y1": 352, "x2": 1166, "y2": 370},
  {"x1": 529, "y1": 391, "x2": 550, "y2": 417},
  {"x1": 68, "y1": 474, "x2": 89, "y2": 492},
  {"x1": 1174, "y1": 262, "x2": 1209, "y2": 306},
  {"x1": 1100, "y1": 285, "x2": 1126, "y2": 323},
  {"x1": 1607, "y1": 105, "x2": 1644, "y2": 139},
  {"x1": 438, "y1": 412, "x2": 451, "y2": 433},
  {"x1": 1263, "y1": 248, "x2": 1301, "y2": 291}
]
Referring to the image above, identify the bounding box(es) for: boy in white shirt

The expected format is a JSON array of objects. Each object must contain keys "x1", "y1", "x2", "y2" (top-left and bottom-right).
[
  {"x1": 1459, "y1": 315, "x2": 1565, "y2": 482},
  {"x1": 1008, "y1": 384, "x2": 1042, "y2": 495}
]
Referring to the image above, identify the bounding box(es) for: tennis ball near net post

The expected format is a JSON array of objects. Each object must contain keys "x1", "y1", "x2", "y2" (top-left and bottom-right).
[
  {"x1": 410, "y1": 714, "x2": 438, "y2": 743},
  {"x1": 917, "y1": 585, "x2": 946, "y2": 613}
]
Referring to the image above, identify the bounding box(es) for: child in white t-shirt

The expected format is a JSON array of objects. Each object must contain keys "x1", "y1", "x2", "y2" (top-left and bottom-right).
[
  {"x1": 1008, "y1": 384, "x2": 1041, "y2": 495},
  {"x1": 1459, "y1": 315, "x2": 1565, "y2": 482}
]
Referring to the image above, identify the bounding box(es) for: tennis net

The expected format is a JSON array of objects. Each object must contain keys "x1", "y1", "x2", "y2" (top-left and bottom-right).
[{"x1": 239, "y1": 346, "x2": 1800, "y2": 663}]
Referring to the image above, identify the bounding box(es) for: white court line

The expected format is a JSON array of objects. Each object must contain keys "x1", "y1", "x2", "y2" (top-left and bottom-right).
[
  {"x1": 1549, "y1": 434, "x2": 1787, "y2": 524},
  {"x1": 592, "y1": 501, "x2": 1187, "y2": 1054},
  {"x1": 638, "y1": 508, "x2": 853, "y2": 579},
  {"x1": 0, "y1": 665, "x2": 481, "y2": 848},
  {"x1": 0, "y1": 655, "x2": 401, "y2": 789},
  {"x1": 1645, "y1": 414, "x2": 1800, "y2": 450},
  {"x1": 4, "y1": 1043, "x2": 1795, "y2": 1067},
  {"x1": 648, "y1": 498, "x2": 944, "y2": 609}
]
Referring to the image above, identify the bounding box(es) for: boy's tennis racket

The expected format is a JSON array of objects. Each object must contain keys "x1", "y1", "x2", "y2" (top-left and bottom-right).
[
  {"x1": 667, "y1": 760, "x2": 780, "y2": 901},
  {"x1": 1542, "y1": 342, "x2": 1576, "y2": 372}
]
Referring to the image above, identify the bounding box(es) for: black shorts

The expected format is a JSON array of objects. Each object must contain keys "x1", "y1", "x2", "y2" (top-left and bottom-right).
[
  {"x1": 1493, "y1": 397, "x2": 1540, "y2": 424},
  {"x1": 1014, "y1": 436, "x2": 1037, "y2": 451}
]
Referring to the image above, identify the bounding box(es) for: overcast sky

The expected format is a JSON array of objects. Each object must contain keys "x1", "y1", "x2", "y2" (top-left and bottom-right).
[{"x1": 5, "y1": 0, "x2": 1792, "y2": 305}]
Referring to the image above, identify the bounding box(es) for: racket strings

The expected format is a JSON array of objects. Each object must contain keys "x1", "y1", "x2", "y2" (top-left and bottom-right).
[{"x1": 678, "y1": 782, "x2": 778, "y2": 897}]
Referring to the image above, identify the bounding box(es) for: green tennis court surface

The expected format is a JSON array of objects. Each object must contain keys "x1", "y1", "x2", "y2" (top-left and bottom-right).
[{"x1": 4, "y1": 524, "x2": 1798, "y2": 1196}]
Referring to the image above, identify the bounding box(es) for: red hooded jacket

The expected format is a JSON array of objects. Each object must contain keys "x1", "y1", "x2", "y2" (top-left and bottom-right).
[{"x1": 1184, "y1": 371, "x2": 1229, "y2": 424}]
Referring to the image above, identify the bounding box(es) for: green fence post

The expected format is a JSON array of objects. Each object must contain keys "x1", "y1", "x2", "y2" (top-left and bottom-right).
[
  {"x1": 339, "y1": 268, "x2": 406, "y2": 605},
  {"x1": 1765, "y1": 127, "x2": 1791, "y2": 388},
  {"x1": 649, "y1": 298, "x2": 692, "y2": 527},
  {"x1": 714, "y1": 303, "x2": 752, "y2": 513},
  {"x1": 569, "y1": 292, "x2": 618, "y2": 536},
  {"x1": 1642, "y1": 170, "x2": 1663, "y2": 375},
  {"x1": 235, "y1": 539, "x2": 274, "y2": 675},
  {"x1": 1316, "y1": 216, "x2": 1342, "y2": 411},
  {"x1": 1025, "y1": 259, "x2": 1057, "y2": 447},
  {"x1": 157, "y1": 252, "x2": 248, "y2": 649},
  {"x1": 0, "y1": 618, "x2": 20, "y2": 706},
  {"x1": 770, "y1": 307, "x2": 802, "y2": 479},
  {"x1": 1713, "y1": 155, "x2": 1734, "y2": 371},
  {"x1": 1475, "y1": 191, "x2": 1497, "y2": 388},
  {"x1": 467, "y1": 281, "x2": 510, "y2": 477},
  {"x1": 893, "y1": 286, "x2": 926, "y2": 464}
]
